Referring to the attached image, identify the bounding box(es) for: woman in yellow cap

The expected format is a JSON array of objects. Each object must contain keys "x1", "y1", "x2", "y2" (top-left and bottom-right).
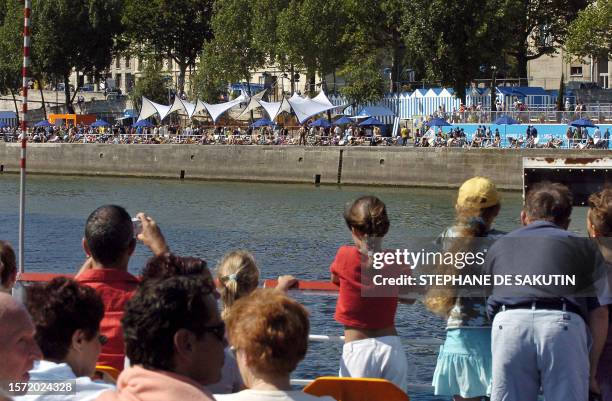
[{"x1": 426, "y1": 176, "x2": 503, "y2": 401}]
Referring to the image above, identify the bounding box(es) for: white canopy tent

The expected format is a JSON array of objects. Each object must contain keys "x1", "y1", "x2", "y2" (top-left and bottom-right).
[
  {"x1": 287, "y1": 90, "x2": 344, "y2": 124},
  {"x1": 167, "y1": 96, "x2": 197, "y2": 118},
  {"x1": 137, "y1": 97, "x2": 172, "y2": 122},
  {"x1": 192, "y1": 94, "x2": 247, "y2": 122},
  {"x1": 236, "y1": 90, "x2": 267, "y2": 119},
  {"x1": 259, "y1": 97, "x2": 292, "y2": 121},
  {"x1": 137, "y1": 89, "x2": 343, "y2": 124}
]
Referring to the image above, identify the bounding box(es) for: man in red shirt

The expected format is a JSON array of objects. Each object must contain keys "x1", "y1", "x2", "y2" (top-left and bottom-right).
[{"x1": 76, "y1": 205, "x2": 168, "y2": 372}]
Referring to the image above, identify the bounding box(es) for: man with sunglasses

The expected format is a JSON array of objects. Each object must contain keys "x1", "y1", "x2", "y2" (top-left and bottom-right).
[
  {"x1": 97, "y1": 275, "x2": 224, "y2": 401},
  {"x1": 14, "y1": 277, "x2": 113, "y2": 401}
]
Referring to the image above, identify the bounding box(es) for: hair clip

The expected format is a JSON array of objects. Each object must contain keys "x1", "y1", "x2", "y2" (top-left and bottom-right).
[{"x1": 227, "y1": 273, "x2": 238, "y2": 281}]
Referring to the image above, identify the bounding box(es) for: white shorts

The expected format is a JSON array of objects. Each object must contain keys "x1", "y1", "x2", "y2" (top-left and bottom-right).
[{"x1": 339, "y1": 336, "x2": 409, "y2": 392}]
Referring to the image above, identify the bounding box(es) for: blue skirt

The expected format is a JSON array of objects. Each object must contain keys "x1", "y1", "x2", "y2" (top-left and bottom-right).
[{"x1": 432, "y1": 328, "x2": 492, "y2": 398}]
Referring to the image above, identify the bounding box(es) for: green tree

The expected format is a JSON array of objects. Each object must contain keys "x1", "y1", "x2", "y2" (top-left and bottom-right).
[
  {"x1": 343, "y1": 0, "x2": 408, "y2": 93},
  {"x1": 0, "y1": 0, "x2": 22, "y2": 121},
  {"x1": 556, "y1": 73, "x2": 565, "y2": 112},
  {"x1": 122, "y1": 0, "x2": 214, "y2": 96},
  {"x1": 130, "y1": 58, "x2": 170, "y2": 108},
  {"x1": 30, "y1": 0, "x2": 124, "y2": 113},
  {"x1": 191, "y1": 51, "x2": 228, "y2": 103},
  {"x1": 276, "y1": 0, "x2": 349, "y2": 95},
  {"x1": 503, "y1": 0, "x2": 588, "y2": 79},
  {"x1": 340, "y1": 46, "x2": 385, "y2": 106},
  {"x1": 202, "y1": 0, "x2": 265, "y2": 94},
  {"x1": 251, "y1": 0, "x2": 291, "y2": 64},
  {"x1": 403, "y1": 0, "x2": 508, "y2": 101},
  {"x1": 565, "y1": 0, "x2": 612, "y2": 61}
]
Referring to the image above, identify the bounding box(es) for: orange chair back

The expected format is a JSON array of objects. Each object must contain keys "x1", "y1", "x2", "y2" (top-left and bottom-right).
[
  {"x1": 94, "y1": 365, "x2": 120, "y2": 382},
  {"x1": 304, "y1": 377, "x2": 409, "y2": 401}
]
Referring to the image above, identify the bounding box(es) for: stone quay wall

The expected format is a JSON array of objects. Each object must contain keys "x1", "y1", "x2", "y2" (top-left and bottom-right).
[{"x1": 0, "y1": 144, "x2": 609, "y2": 190}]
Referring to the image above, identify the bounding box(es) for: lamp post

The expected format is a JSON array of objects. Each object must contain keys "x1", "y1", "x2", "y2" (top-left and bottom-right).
[
  {"x1": 491, "y1": 66, "x2": 498, "y2": 115},
  {"x1": 281, "y1": 73, "x2": 287, "y2": 99},
  {"x1": 383, "y1": 68, "x2": 392, "y2": 93}
]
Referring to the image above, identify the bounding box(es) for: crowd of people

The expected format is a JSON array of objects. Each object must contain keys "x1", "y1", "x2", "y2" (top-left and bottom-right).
[
  {"x1": 0, "y1": 179, "x2": 611, "y2": 401},
  {"x1": 2, "y1": 121, "x2": 610, "y2": 149},
  {"x1": 408, "y1": 124, "x2": 611, "y2": 149}
]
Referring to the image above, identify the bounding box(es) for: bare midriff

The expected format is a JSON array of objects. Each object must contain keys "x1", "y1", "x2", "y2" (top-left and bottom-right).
[{"x1": 343, "y1": 325, "x2": 397, "y2": 342}]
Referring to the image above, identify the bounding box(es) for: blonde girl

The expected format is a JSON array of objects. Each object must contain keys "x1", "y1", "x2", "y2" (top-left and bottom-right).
[{"x1": 210, "y1": 250, "x2": 295, "y2": 394}]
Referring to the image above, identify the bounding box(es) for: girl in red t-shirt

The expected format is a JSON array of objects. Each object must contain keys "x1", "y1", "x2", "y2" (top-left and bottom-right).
[{"x1": 330, "y1": 196, "x2": 408, "y2": 391}]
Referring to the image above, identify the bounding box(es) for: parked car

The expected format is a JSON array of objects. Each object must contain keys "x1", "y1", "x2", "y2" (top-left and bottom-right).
[
  {"x1": 78, "y1": 83, "x2": 95, "y2": 92},
  {"x1": 56, "y1": 83, "x2": 75, "y2": 92}
]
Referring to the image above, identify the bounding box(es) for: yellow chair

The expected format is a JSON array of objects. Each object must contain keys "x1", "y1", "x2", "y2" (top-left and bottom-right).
[
  {"x1": 304, "y1": 377, "x2": 409, "y2": 401},
  {"x1": 94, "y1": 365, "x2": 120, "y2": 383}
]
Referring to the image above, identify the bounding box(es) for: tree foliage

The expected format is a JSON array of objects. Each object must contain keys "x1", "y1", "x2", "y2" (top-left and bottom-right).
[
  {"x1": 276, "y1": 0, "x2": 349, "y2": 94},
  {"x1": 250, "y1": 0, "x2": 291, "y2": 65},
  {"x1": 556, "y1": 73, "x2": 565, "y2": 112},
  {"x1": 502, "y1": 0, "x2": 588, "y2": 78},
  {"x1": 343, "y1": 0, "x2": 407, "y2": 92},
  {"x1": 30, "y1": 0, "x2": 124, "y2": 111},
  {"x1": 130, "y1": 58, "x2": 170, "y2": 107},
  {"x1": 340, "y1": 45, "x2": 385, "y2": 106},
  {"x1": 565, "y1": 0, "x2": 612, "y2": 61},
  {"x1": 0, "y1": 0, "x2": 21, "y2": 95},
  {"x1": 0, "y1": 0, "x2": 22, "y2": 119},
  {"x1": 403, "y1": 0, "x2": 508, "y2": 101},
  {"x1": 122, "y1": 0, "x2": 214, "y2": 96},
  {"x1": 201, "y1": 0, "x2": 265, "y2": 93},
  {"x1": 191, "y1": 53, "x2": 227, "y2": 103}
]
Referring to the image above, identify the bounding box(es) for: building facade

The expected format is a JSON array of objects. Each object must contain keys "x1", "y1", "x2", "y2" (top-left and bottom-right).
[
  {"x1": 69, "y1": 54, "x2": 338, "y2": 101},
  {"x1": 528, "y1": 49, "x2": 611, "y2": 90}
]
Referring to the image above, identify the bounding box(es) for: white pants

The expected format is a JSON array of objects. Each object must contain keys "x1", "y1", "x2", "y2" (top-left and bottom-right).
[{"x1": 339, "y1": 336, "x2": 409, "y2": 392}]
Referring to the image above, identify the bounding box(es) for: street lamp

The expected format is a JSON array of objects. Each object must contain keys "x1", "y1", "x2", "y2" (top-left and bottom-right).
[
  {"x1": 383, "y1": 68, "x2": 393, "y2": 93},
  {"x1": 491, "y1": 65, "x2": 498, "y2": 113},
  {"x1": 281, "y1": 73, "x2": 288, "y2": 99}
]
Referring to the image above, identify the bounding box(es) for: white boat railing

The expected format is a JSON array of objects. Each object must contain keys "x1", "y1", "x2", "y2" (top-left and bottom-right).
[{"x1": 308, "y1": 334, "x2": 443, "y2": 347}]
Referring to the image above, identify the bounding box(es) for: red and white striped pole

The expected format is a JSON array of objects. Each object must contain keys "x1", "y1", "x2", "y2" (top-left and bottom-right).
[{"x1": 18, "y1": 0, "x2": 31, "y2": 274}]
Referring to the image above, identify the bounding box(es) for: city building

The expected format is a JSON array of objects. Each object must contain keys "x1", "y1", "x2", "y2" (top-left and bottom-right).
[
  {"x1": 69, "y1": 55, "x2": 332, "y2": 101},
  {"x1": 528, "y1": 49, "x2": 610, "y2": 90}
]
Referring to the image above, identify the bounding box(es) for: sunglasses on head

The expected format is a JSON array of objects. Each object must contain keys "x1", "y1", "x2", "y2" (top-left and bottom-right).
[{"x1": 98, "y1": 335, "x2": 108, "y2": 345}]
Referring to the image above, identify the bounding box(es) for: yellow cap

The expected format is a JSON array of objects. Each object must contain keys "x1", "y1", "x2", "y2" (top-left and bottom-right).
[{"x1": 457, "y1": 177, "x2": 500, "y2": 209}]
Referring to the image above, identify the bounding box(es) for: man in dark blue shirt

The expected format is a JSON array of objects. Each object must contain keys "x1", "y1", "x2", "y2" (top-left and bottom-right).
[{"x1": 486, "y1": 182, "x2": 610, "y2": 401}]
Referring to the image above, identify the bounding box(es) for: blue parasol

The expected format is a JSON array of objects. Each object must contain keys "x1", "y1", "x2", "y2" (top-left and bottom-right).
[
  {"x1": 426, "y1": 117, "x2": 451, "y2": 127},
  {"x1": 309, "y1": 118, "x2": 331, "y2": 128},
  {"x1": 251, "y1": 118, "x2": 276, "y2": 128},
  {"x1": 358, "y1": 117, "x2": 385, "y2": 126},
  {"x1": 34, "y1": 120, "x2": 54, "y2": 127},
  {"x1": 570, "y1": 118, "x2": 597, "y2": 128},
  {"x1": 494, "y1": 115, "x2": 520, "y2": 125},
  {"x1": 333, "y1": 116, "x2": 352, "y2": 125},
  {"x1": 91, "y1": 119, "x2": 111, "y2": 127},
  {"x1": 133, "y1": 120, "x2": 154, "y2": 128}
]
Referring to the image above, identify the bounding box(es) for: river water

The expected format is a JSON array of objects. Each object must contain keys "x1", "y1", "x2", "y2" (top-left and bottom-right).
[{"x1": 0, "y1": 175, "x2": 589, "y2": 400}]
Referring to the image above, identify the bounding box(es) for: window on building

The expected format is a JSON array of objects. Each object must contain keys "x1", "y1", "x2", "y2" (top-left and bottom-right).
[
  {"x1": 125, "y1": 56, "x2": 131, "y2": 69},
  {"x1": 167, "y1": 58, "x2": 173, "y2": 70},
  {"x1": 115, "y1": 57, "x2": 120, "y2": 69},
  {"x1": 116, "y1": 74, "x2": 122, "y2": 89},
  {"x1": 570, "y1": 66, "x2": 583, "y2": 76},
  {"x1": 126, "y1": 74, "x2": 135, "y2": 92}
]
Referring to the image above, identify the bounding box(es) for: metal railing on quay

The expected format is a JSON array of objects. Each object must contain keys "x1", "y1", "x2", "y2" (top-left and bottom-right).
[{"x1": 440, "y1": 110, "x2": 612, "y2": 125}]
